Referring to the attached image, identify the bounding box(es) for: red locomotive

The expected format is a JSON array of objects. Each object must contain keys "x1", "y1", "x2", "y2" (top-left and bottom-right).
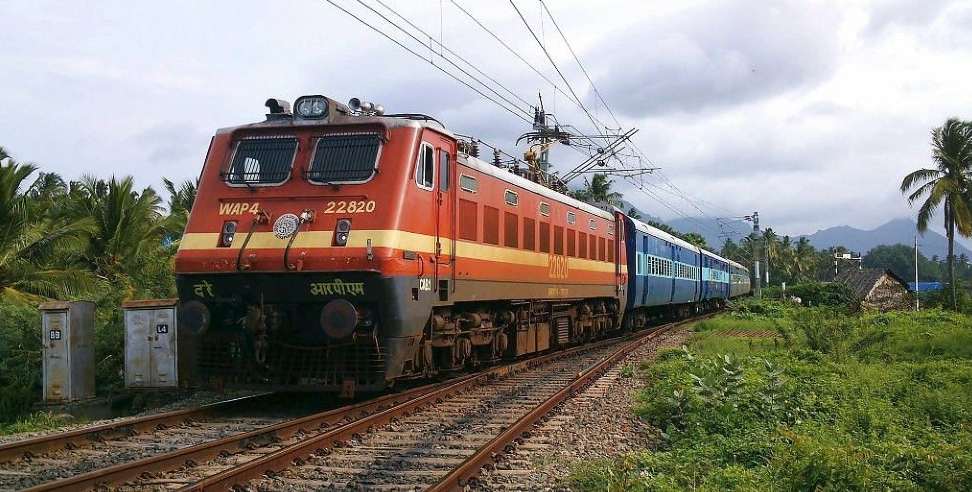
[{"x1": 175, "y1": 94, "x2": 627, "y2": 394}]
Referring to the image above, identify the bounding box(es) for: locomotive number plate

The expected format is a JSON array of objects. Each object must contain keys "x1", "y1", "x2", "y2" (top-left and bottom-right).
[{"x1": 323, "y1": 200, "x2": 376, "y2": 214}]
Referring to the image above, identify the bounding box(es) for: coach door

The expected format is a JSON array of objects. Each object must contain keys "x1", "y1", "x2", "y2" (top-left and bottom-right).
[{"x1": 427, "y1": 132, "x2": 456, "y2": 301}]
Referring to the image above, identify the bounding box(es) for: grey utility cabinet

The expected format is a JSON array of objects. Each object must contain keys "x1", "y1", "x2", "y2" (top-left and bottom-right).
[
  {"x1": 39, "y1": 301, "x2": 96, "y2": 403},
  {"x1": 123, "y1": 299, "x2": 181, "y2": 389}
]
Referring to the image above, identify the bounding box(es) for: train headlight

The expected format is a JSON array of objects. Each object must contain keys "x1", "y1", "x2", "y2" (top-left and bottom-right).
[
  {"x1": 219, "y1": 221, "x2": 237, "y2": 247},
  {"x1": 295, "y1": 95, "x2": 328, "y2": 119},
  {"x1": 320, "y1": 299, "x2": 358, "y2": 340},
  {"x1": 333, "y1": 218, "x2": 351, "y2": 246}
]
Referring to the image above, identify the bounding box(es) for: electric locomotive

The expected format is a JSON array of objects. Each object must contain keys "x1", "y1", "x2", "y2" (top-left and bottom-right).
[{"x1": 174, "y1": 95, "x2": 628, "y2": 394}]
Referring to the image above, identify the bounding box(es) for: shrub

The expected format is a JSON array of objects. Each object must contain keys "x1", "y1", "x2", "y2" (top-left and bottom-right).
[{"x1": 788, "y1": 282, "x2": 856, "y2": 308}]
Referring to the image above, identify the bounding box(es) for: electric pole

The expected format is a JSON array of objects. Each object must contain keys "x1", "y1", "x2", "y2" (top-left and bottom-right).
[
  {"x1": 915, "y1": 235, "x2": 920, "y2": 311},
  {"x1": 746, "y1": 211, "x2": 761, "y2": 299}
]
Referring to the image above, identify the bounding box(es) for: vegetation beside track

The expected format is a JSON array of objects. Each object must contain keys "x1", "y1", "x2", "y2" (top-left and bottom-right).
[{"x1": 570, "y1": 299, "x2": 972, "y2": 491}]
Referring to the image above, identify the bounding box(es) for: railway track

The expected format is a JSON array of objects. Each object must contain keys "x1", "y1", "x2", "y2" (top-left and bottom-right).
[
  {"x1": 5, "y1": 316, "x2": 700, "y2": 491},
  {"x1": 0, "y1": 393, "x2": 283, "y2": 491}
]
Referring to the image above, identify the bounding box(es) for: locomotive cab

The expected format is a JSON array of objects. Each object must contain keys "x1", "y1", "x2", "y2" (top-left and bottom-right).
[{"x1": 175, "y1": 95, "x2": 457, "y2": 393}]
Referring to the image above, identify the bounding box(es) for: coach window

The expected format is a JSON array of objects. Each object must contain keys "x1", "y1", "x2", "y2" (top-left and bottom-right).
[
  {"x1": 459, "y1": 174, "x2": 478, "y2": 193},
  {"x1": 415, "y1": 143, "x2": 434, "y2": 191},
  {"x1": 439, "y1": 149, "x2": 450, "y2": 191},
  {"x1": 504, "y1": 190, "x2": 518, "y2": 206}
]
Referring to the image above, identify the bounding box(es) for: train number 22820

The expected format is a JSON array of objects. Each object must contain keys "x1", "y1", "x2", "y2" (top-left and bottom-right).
[{"x1": 323, "y1": 200, "x2": 377, "y2": 214}]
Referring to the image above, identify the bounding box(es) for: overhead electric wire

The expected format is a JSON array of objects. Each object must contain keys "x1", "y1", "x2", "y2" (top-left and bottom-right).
[
  {"x1": 371, "y1": 0, "x2": 535, "y2": 111},
  {"x1": 538, "y1": 0, "x2": 621, "y2": 130},
  {"x1": 351, "y1": 0, "x2": 533, "y2": 120},
  {"x1": 323, "y1": 0, "x2": 532, "y2": 125},
  {"x1": 448, "y1": 0, "x2": 583, "y2": 116},
  {"x1": 508, "y1": 0, "x2": 604, "y2": 135}
]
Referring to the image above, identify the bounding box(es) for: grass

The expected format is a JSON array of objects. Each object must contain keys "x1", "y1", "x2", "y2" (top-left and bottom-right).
[
  {"x1": 569, "y1": 300, "x2": 972, "y2": 491},
  {"x1": 0, "y1": 411, "x2": 76, "y2": 436}
]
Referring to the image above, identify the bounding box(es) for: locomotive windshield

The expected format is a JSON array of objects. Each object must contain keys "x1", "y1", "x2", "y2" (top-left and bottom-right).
[
  {"x1": 224, "y1": 137, "x2": 298, "y2": 185},
  {"x1": 307, "y1": 132, "x2": 382, "y2": 184}
]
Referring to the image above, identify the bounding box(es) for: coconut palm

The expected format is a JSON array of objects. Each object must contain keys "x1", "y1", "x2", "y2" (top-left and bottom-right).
[
  {"x1": 901, "y1": 118, "x2": 972, "y2": 309},
  {"x1": 162, "y1": 177, "x2": 197, "y2": 243},
  {"x1": 572, "y1": 173, "x2": 622, "y2": 208},
  {"x1": 68, "y1": 176, "x2": 164, "y2": 286},
  {"x1": 0, "y1": 153, "x2": 94, "y2": 299}
]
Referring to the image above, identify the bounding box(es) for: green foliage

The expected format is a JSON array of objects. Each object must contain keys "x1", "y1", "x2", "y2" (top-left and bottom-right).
[
  {"x1": 0, "y1": 146, "x2": 185, "y2": 423},
  {"x1": 570, "y1": 308, "x2": 972, "y2": 491},
  {"x1": 786, "y1": 282, "x2": 855, "y2": 307}
]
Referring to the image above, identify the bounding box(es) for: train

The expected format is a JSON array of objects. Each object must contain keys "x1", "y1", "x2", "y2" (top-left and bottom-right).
[{"x1": 173, "y1": 94, "x2": 751, "y2": 395}]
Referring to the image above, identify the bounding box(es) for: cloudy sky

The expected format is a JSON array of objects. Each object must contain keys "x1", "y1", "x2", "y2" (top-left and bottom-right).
[{"x1": 3, "y1": 0, "x2": 971, "y2": 242}]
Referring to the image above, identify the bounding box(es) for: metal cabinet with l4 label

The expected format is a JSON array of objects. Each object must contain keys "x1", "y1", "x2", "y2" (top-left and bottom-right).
[{"x1": 124, "y1": 300, "x2": 179, "y2": 388}]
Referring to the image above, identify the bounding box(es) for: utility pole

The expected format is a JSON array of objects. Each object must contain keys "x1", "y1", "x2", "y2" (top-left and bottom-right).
[
  {"x1": 745, "y1": 211, "x2": 761, "y2": 299},
  {"x1": 833, "y1": 251, "x2": 863, "y2": 279},
  {"x1": 915, "y1": 235, "x2": 920, "y2": 311}
]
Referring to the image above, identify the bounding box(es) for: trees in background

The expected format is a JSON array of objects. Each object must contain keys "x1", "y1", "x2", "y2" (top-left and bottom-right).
[{"x1": 900, "y1": 118, "x2": 972, "y2": 309}]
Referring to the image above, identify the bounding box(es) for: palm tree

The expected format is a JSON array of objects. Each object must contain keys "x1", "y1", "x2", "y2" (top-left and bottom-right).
[
  {"x1": 68, "y1": 176, "x2": 164, "y2": 288},
  {"x1": 162, "y1": 177, "x2": 197, "y2": 243},
  {"x1": 0, "y1": 152, "x2": 94, "y2": 299},
  {"x1": 626, "y1": 207, "x2": 641, "y2": 220},
  {"x1": 793, "y1": 237, "x2": 816, "y2": 282},
  {"x1": 572, "y1": 174, "x2": 622, "y2": 208},
  {"x1": 901, "y1": 118, "x2": 972, "y2": 309}
]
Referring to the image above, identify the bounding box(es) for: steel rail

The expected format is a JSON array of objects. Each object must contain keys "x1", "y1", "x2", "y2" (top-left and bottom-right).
[
  {"x1": 0, "y1": 392, "x2": 273, "y2": 464},
  {"x1": 430, "y1": 316, "x2": 703, "y2": 491},
  {"x1": 175, "y1": 336, "x2": 628, "y2": 492},
  {"x1": 20, "y1": 378, "x2": 470, "y2": 492}
]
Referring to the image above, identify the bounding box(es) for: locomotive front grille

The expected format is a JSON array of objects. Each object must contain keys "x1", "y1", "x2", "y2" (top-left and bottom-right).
[{"x1": 266, "y1": 340, "x2": 385, "y2": 387}]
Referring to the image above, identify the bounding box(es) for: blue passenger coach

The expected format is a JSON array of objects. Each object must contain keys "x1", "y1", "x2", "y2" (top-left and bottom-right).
[{"x1": 621, "y1": 214, "x2": 746, "y2": 327}]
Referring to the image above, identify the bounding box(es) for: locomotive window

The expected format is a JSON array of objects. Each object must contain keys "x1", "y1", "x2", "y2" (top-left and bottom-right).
[
  {"x1": 504, "y1": 190, "x2": 518, "y2": 206},
  {"x1": 225, "y1": 137, "x2": 297, "y2": 185},
  {"x1": 589, "y1": 218, "x2": 597, "y2": 230},
  {"x1": 307, "y1": 133, "x2": 382, "y2": 184},
  {"x1": 439, "y1": 149, "x2": 450, "y2": 191},
  {"x1": 567, "y1": 229, "x2": 576, "y2": 257},
  {"x1": 416, "y1": 143, "x2": 434, "y2": 191},
  {"x1": 578, "y1": 232, "x2": 588, "y2": 258},
  {"x1": 504, "y1": 212, "x2": 518, "y2": 247},
  {"x1": 523, "y1": 218, "x2": 536, "y2": 250},
  {"x1": 484, "y1": 206, "x2": 500, "y2": 245},
  {"x1": 554, "y1": 226, "x2": 564, "y2": 255},
  {"x1": 539, "y1": 202, "x2": 551, "y2": 216},
  {"x1": 459, "y1": 174, "x2": 478, "y2": 193},
  {"x1": 539, "y1": 222, "x2": 550, "y2": 253},
  {"x1": 567, "y1": 211, "x2": 576, "y2": 225}
]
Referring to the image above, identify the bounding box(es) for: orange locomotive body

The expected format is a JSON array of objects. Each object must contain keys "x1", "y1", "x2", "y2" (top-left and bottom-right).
[{"x1": 175, "y1": 95, "x2": 627, "y2": 393}]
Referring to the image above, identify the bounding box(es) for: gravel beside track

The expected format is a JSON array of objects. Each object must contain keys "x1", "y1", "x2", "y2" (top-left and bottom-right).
[{"x1": 474, "y1": 327, "x2": 693, "y2": 491}]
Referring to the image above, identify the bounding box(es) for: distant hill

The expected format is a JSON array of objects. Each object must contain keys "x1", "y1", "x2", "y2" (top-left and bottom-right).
[
  {"x1": 801, "y1": 218, "x2": 969, "y2": 259},
  {"x1": 663, "y1": 217, "x2": 967, "y2": 259},
  {"x1": 667, "y1": 217, "x2": 751, "y2": 249}
]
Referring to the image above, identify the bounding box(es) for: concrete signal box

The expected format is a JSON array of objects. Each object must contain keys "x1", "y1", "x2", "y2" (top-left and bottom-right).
[
  {"x1": 39, "y1": 301, "x2": 96, "y2": 403},
  {"x1": 123, "y1": 299, "x2": 182, "y2": 389}
]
